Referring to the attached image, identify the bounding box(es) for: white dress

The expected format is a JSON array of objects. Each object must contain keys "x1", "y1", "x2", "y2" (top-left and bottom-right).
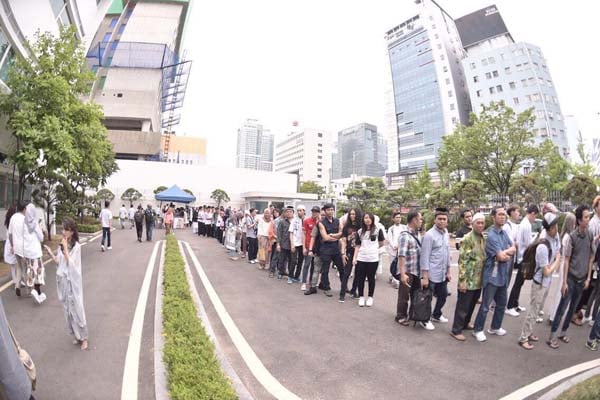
[{"x1": 56, "y1": 242, "x2": 88, "y2": 341}]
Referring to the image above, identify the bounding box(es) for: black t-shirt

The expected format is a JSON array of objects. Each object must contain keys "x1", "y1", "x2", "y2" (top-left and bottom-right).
[
  {"x1": 455, "y1": 224, "x2": 472, "y2": 239},
  {"x1": 342, "y1": 225, "x2": 358, "y2": 255}
]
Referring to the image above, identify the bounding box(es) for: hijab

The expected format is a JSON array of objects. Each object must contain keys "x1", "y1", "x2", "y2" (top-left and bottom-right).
[{"x1": 25, "y1": 203, "x2": 38, "y2": 234}]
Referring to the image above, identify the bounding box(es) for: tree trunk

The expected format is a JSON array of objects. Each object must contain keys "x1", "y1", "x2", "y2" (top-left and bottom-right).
[{"x1": 46, "y1": 199, "x2": 52, "y2": 242}]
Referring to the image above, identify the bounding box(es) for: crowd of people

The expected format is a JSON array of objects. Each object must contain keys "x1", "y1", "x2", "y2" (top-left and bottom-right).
[{"x1": 190, "y1": 196, "x2": 600, "y2": 351}]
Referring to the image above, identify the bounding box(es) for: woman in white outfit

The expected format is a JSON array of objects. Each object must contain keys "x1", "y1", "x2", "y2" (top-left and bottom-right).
[
  {"x1": 3, "y1": 206, "x2": 18, "y2": 295},
  {"x1": 45, "y1": 218, "x2": 89, "y2": 350},
  {"x1": 549, "y1": 212, "x2": 576, "y2": 324},
  {"x1": 24, "y1": 203, "x2": 46, "y2": 304}
]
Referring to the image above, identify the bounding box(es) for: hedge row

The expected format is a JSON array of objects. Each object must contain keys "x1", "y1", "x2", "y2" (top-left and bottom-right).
[
  {"x1": 162, "y1": 235, "x2": 238, "y2": 400},
  {"x1": 78, "y1": 224, "x2": 101, "y2": 233}
]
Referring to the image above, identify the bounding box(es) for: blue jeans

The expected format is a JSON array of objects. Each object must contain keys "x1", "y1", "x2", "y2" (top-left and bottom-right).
[
  {"x1": 430, "y1": 280, "x2": 448, "y2": 319},
  {"x1": 474, "y1": 283, "x2": 508, "y2": 332},
  {"x1": 551, "y1": 276, "x2": 585, "y2": 336},
  {"x1": 101, "y1": 227, "x2": 111, "y2": 247},
  {"x1": 589, "y1": 311, "x2": 600, "y2": 342},
  {"x1": 146, "y1": 222, "x2": 154, "y2": 241}
]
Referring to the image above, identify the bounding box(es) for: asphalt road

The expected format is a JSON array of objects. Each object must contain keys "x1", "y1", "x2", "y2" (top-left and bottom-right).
[
  {"x1": 1, "y1": 225, "x2": 163, "y2": 400},
  {"x1": 181, "y1": 229, "x2": 600, "y2": 400}
]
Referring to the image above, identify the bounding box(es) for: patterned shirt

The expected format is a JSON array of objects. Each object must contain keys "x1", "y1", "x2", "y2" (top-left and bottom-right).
[
  {"x1": 398, "y1": 228, "x2": 421, "y2": 276},
  {"x1": 458, "y1": 230, "x2": 486, "y2": 291}
]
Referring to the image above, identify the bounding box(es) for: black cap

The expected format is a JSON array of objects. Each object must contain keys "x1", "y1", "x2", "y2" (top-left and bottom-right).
[
  {"x1": 323, "y1": 203, "x2": 334, "y2": 210},
  {"x1": 311, "y1": 205, "x2": 321, "y2": 213}
]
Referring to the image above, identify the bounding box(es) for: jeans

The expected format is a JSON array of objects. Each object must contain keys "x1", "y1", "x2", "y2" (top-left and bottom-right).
[
  {"x1": 588, "y1": 309, "x2": 600, "y2": 342},
  {"x1": 247, "y1": 237, "x2": 258, "y2": 261},
  {"x1": 135, "y1": 222, "x2": 143, "y2": 241},
  {"x1": 270, "y1": 243, "x2": 279, "y2": 273},
  {"x1": 585, "y1": 279, "x2": 600, "y2": 319},
  {"x1": 430, "y1": 280, "x2": 448, "y2": 319},
  {"x1": 396, "y1": 273, "x2": 420, "y2": 320},
  {"x1": 301, "y1": 254, "x2": 314, "y2": 284},
  {"x1": 507, "y1": 263, "x2": 525, "y2": 310},
  {"x1": 289, "y1": 246, "x2": 304, "y2": 280},
  {"x1": 319, "y1": 253, "x2": 344, "y2": 294},
  {"x1": 101, "y1": 227, "x2": 111, "y2": 247},
  {"x1": 146, "y1": 222, "x2": 154, "y2": 241},
  {"x1": 474, "y1": 283, "x2": 508, "y2": 332},
  {"x1": 277, "y1": 248, "x2": 291, "y2": 276},
  {"x1": 551, "y1": 276, "x2": 585, "y2": 337},
  {"x1": 356, "y1": 261, "x2": 378, "y2": 297},
  {"x1": 346, "y1": 252, "x2": 358, "y2": 294},
  {"x1": 451, "y1": 288, "x2": 481, "y2": 335}
]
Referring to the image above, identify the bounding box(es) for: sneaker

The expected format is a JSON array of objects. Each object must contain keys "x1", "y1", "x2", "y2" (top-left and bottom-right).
[
  {"x1": 324, "y1": 290, "x2": 333, "y2": 297},
  {"x1": 301, "y1": 283, "x2": 307, "y2": 291},
  {"x1": 505, "y1": 308, "x2": 520, "y2": 317},
  {"x1": 536, "y1": 316, "x2": 544, "y2": 323},
  {"x1": 366, "y1": 297, "x2": 374, "y2": 307},
  {"x1": 516, "y1": 306, "x2": 526, "y2": 312},
  {"x1": 304, "y1": 287, "x2": 317, "y2": 295},
  {"x1": 586, "y1": 340, "x2": 599, "y2": 351},
  {"x1": 277, "y1": 274, "x2": 283, "y2": 280},
  {"x1": 473, "y1": 331, "x2": 487, "y2": 342},
  {"x1": 339, "y1": 296, "x2": 345, "y2": 303},
  {"x1": 101, "y1": 245, "x2": 105, "y2": 252},
  {"x1": 358, "y1": 297, "x2": 365, "y2": 307},
  {"x1": 107, "y1": 246, "x2": 112, "y2": 250},
  {"x1": 487, "y1": 327, "x2": 507, "y2": 336},
  {"x1": 432, "y1": 315, "x2": 449, "y2": 323},
  {"x1": 583, "y1": 316, "x2": 593, "y2": 324},
  {"x1": 38, "y1": 293, "x2": 47, "y2": 303},
  {"x1": 31, "y1": 289, "x2": 40, "y2": 304},
  {"x1": 15, "y1": 288, "x2": 21, "y2": 297},
  {"x1": 420, "y1": 321, "x2": 435, "y2": 331},
  {"x1": 287, "y1": 278, "x2": 293, "y2": 284}
]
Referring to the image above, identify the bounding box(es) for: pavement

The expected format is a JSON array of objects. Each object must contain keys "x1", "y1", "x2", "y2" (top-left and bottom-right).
[{"x1": 180, "y1": 229, "x2": 600, "y2": 400}]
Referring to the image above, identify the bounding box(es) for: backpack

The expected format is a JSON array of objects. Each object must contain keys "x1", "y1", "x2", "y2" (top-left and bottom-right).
[
  {"x1": 144, "y1": 208, "x2": 155, "y2": 223},
  {"x1": 521, "y1": 238, "x2": 551, "y2": 280},
  {"x1": 390, "y1": 231, "x2": 421, "y2": 280},
  {"x1": 134, "y1": 211, "x2": 144, "y2": 224},
  {"x1": 409, "y1": 287, "x2": 432, "y2": 323}
]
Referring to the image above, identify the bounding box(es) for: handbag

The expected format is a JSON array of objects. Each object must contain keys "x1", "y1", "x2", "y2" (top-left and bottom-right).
[
  {"x1": 8, "y1": 325, "x2": 36, "y2": 391},
  {"x1": 409, "y1": 287, "x2": 432, "y2": 324}
]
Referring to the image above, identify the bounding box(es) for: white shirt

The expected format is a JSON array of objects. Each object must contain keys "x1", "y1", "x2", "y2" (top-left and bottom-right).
[
  {"x1": 100, "y1": 208, "x2": 113, "y2": 228},
  {"x1": 119, "y1": 206, "x2": 127, "y2": 219},
  {"x1": 288, "y1": 216, "x2": 304, "y2": 247},
  {"x1": 7, "y1": 212, "x2": 25, "y2": 257},
  {"x1": 257, "y1": 217, "x2": 272, "y2": 237},
  {"x1": 516, "y1": 218, "x2": 533, "y2": 264},
  {"x1": 356, "y1": 227, "x2": 385, "y2": 262},
  {"x1": 387, "y1": 223, "x2": 407, "y2": 256},
  {"x1": 24, "y1": 224, "x2": 43, "y2": 259},
  {"x1": 129, "y1": 207, "x2": 135, "y2": 219}
]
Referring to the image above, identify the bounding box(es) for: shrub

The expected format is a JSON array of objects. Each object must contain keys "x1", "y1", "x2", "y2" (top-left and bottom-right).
[
  {"x1": 162, "y1": 235, "x2": 237, "y2": 400},
  {"x1": 77, "y1": 224, "x2": 101, "y2": 233}
]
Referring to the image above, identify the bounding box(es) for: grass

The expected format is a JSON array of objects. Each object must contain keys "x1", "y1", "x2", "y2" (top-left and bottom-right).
[
  {"x1": 78, "y1": 223, "x2": 101, "y2": 233},
  {"x1": 162, "y1": 235, "x2": 238, "y2": 400},
  {"x1": 557, "y1": 374, "x2": 600, "y2": 400}
]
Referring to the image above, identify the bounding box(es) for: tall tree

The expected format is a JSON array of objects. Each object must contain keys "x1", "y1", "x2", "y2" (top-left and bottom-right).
[
  {"x1": 121, "y1": 188, "x2": 143, "y2": 203},
  {"x1": 154, "y1": 186, "x2": 168, "y2": 194},
  {"x1": 509, "y1": 174, "x2": 544, "y2": 206},
  {"x1": 451, "y1": 179, "x2": 485, "y2": 210},
  {"x1": 438, "y1": 101, "x2": 537, "y2": 203},
  {"x1": 405, "y1": 163, "x2": 433, "y2": 205},
  {"x1": 530, "y1": 140, "x2": 570, "y2": 192},
  {"x1": 564, "y1": 175, "x2": 597, "y2": 206},
  {"x1": 210, "y1": 189, "x2": 230, "y2": 209},
  {"x1": 299, "y1": 181, "x2": 326, "y2": 199},
  {"x1": 344, "y1": 177, "x2": 388, "y2": 211},
  {"x1": 96, "y1": 188, "x2": 115, "y2": 202}
]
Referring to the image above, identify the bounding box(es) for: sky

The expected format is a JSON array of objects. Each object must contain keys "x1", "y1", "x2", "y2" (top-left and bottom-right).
[{"x1": 177, "y1": 0, "x2": 600, "y2": 167}]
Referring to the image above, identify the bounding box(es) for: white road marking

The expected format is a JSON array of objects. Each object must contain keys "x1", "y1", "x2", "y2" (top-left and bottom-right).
[
  {"x1": 182, "y1": 241, "x2": 302, "y2": 400},
  {"x1": 121, "y1": 240, "x2": 163, "y2": 400},
  {"x1": 499, "y1": 359, "x2": 600, "y2": 400}
]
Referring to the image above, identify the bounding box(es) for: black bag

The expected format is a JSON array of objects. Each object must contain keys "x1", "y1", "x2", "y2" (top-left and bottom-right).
[
  {"x1": 521, "y1": 238, "x2": 551, "y2": 280},
  {"x1": 134, "y1": 211, "x2": 144, "y2": 224},
  {"x1": 389, "y1": 257, "x2": 400, "y2": 280},
  {"x1": 144, "y1": 208, "x2": 155, "y2": 223},
  {"x1": 409, "y1": 287, "x2": 432, "y2": 323}
]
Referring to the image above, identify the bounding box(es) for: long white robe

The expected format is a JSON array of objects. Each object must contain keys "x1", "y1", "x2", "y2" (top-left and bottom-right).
[{"x1": 56, "y1": 243, "x2": 88, "y2": 341}]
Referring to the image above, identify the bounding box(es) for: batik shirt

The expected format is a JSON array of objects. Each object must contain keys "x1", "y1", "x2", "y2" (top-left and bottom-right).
[{"x1": 458, "y1": 230, "x2": 486, "y2": 291}]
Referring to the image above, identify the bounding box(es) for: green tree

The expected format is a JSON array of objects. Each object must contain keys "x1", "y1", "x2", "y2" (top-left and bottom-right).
[
  {"x1": 96, "y1": 188, "x2": 115, "y2": 202},
  {"x1": 531, "y1": 140, "x2": 570, "y2": 192},
  {"x1": 426, "y1": 188, "x2": 454, "y2": 209},
  {"x1": 405, "y1": 164, "x2": 433, "y2": 205},
  {"x1": 121, "y1": 188, "x2": 143, "y2": 203},
  {"x1": 344, "y1": 177, "x2": 388, "y2": 211},
  {"x1": 451, "y1": 179, "x2": 485, "y2": 210},
  {"x1": 564, "y1": 175, "x2": 597, "y2": 206},
  {"x1": 299, "y1": 181, "x2": 326, "y2": 199},
  {"x1": 183, "y1": 188, "x2": 194, "y2": 197},
  {"x1": 210, "y1": 189, "x2": 230, "y2": 209},
  {"x1": 509, "y1": 174, "x2": 544, "y2": 206},
  {"x1": 438, "y1": 101, "x2": 537, "y2": 203},
  {"x1": 154, "y1": 186, "x2": 168, "y2": 194},
  {"x1": 571, "y1": 130, "x2": 597, "y2": 179}
]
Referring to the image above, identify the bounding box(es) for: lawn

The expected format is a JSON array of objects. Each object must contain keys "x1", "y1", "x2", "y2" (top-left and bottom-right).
[{"x1": 557, "y1": 374, "x2": 600, "y2": 400}]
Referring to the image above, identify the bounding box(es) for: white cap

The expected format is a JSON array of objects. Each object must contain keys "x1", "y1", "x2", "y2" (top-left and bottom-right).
[
  {"x1": 472, "y1": 212, "x2": 486, "y2": 222},
  {"x1": 296, "y1": 205, "x2": 306, "y2": 211}
]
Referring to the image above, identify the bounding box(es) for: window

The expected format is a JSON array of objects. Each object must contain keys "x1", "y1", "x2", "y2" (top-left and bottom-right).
[
  {"x1": 489, "y1": 86, "x2": 495, "y2": 94},
  {"x1": 445, "y1": 78, "x2": 450, "y2": 84},
  {"x1": 450, "y1": 103, "x2": 455, "y2": 110},
  {"x1": 509, "y1": 81, "x2": 516, "y2": 89},
  {"x1": 496, "y1": 85, "x2": 503, "y2": 92},
  {"x1": 516, "y1": 63, "x2": 522, "y2": 71},
  {"x1": 551, "y1": 128, "x2": 557, "y2": 136},
  {"x1": 110, "y1": 39, "x2": 119, "y2": 50},
  {"x1": 521, "y1": 79, "x2": 528, "y2": 87},
  {"x1": 481, "y1": 58, "x2": 488, "y2": 66},
  {"x1": 523, "y1": 62, "x2": 529, "y2": 68},
  {"x1": 492, "y1": 70, "x2": 499, "y2": 78},
  {"x1": 437, "y1": 44, "x2": 442, "y2": 49},
  {"x1": 548, "y1": 111, "x2": 554, "y2": 120},
  {"x1": 318, "y1": 143, "x2": 322, "y2": 147},
  {"x1": 102, "y1": 32, "x2": 111, "y2": 42},
  {"x1": 476, "y1": 90, "x2": 482, "y2": 97},
  {"x1": 98, "y1": 75, "x2": 107, "y2": 90},
  {"x1": 109, "y1": 17, "x2": 118, "y2": 28},
  {"x1": 536, "y1": 110, "x2": 545, "y2": 119},
  {"x1": 538, "y1": 77, "x2": 545, "y2": 85},
  {"x1": 317, "y1": 162, "x2": 322, "y2": 165},
  {"x1": 118, "y1": 24, "x2": 126, "y2": 35},
  {"x1": 431, "y1": 24, "x2": 436, "y2": 29},
  {"x1": 485, "y1": 72, "x2": 492, "y2": 79},
  {"x1": 452, "y1": 116, "x2": 458, "y2": 124},
  {"x1": 440, "y1": 54, "x2": 444, "y2": 60},
  {"x1": 470, "y1": 62, "x2": 476, "y2": 69},
  {"x1": 547, "y1": 80, "x2": 553, "y2": 87},
  {"x1": 488, "y1": 56, "x2": 495, "y2": 64},
  {"x1": 317, "y1": 168, "x2": 322, "y2": 172},
  {"x1": 526, "y1": 95, "x2": 532, "y2": 103},
  {"x1": 318, "y1": 156, "x2": 322, "y2": 159},
  {"x1": 504, "y1": 66, "x2": 511, "y2": 74},
  {"x1": 528, "y1": 77, "x2": 535, "y2": 85},
  {"x1": 539, "y1": 128, "x2": 548, "y2": 137},
  {"x1": 317, "y1": 133, "x2": 323, "y2": 137},
  {"x1": 513, "y1": 97, "x2": 519, "y2": 105},
  {"x1": 443, "y1": 66, "x2": 448, "y2": 72},
  {"x1": 473, "y1": 75, "x2": 479, "y2": 83},
  {"x1": 500, "y1": 53, "x2": 505, "y2": 60},
  {"x1": 532, "y1": 93, "x2": 541, "y2": 102},
  {"x1": 448, "y1": 90, "x2": 453, "y2": 97}
]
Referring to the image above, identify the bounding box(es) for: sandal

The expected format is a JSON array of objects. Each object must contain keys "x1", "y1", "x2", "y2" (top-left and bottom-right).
[
  {"x1": 547, "y1": 339, "x2": 560, "y2": 349},
  {"x1": 519, "y1": 341, "x2": 534, "y2": 350},
  {"x1": 558, "y1": 335, "x2": 570, "y2": 343},
  {"x1": 395, "y1": 318, "x2": 410, "y2": 326},
  {"x1": 80, "y1": 340, "x2": 89, "y2": 351},
  {"x1": 528, "y1": 335, "x2": 540, "y2": 342}
]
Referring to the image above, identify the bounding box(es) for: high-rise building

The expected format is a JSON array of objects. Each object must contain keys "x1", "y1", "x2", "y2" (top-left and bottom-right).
[
  {"x1": 86, "y1": 0, "x2": 192, "y2": 161},
  {"x1": 457, "y1": 5, "x2": 569, "y2": 158},
  {"x1": 274, "y1": 122, "x2": 332, "y2": 189},
  {"x1": 334, "y1": 123, "x2": 387, "y2": 179},
  {"x1": 385, "y1": 0, "x2": 471, "y2": 185},
  {"x1": 236, "y1": 119, "x2": 274, "y2": 171}
]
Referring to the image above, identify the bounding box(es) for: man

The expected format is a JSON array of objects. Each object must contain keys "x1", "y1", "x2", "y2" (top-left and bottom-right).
[
  {"x1": 387, "y1": 212, "x2": 407, "y2": 287},
  {"x1": 276, "y1": 207, "x2": 294, "y2": 279},
  {"x1": 548, "y1": 205, "x2": 595, "y2": 349},
  {"x1": 245, "y1": 208, "x2": 258, "y2": 263},
  {"x1": 269, "y1": 208, "x2": 281, "y2": 273},
  {"x1": 317, "y1": 203, "x2": 345, "y2": 301},
  {"x1": 472, "y1": 206, "x2": 516, "y2": 342},
  {"x1": 506, "y1": 204, "x2": 540, "y2": 317},
  {"x1": 100, "y1": 201, "x2": 113, "y2": 251},
  {"x1": 192, "y1": 207, "x2": 199, "y2": 234},
  {"x1": 518, "y1": 212, "x2": 561, "y2": 350},
  {"x1": 420, "y1": 207, "x2": 451, "y2": 326},
  {"x1": 7, "y1": 202, "x2": 27, "y2": 297},
  {"x1": 395, "y1": 210, "x2": 426, "y2": 328},
  {"x1": 134, "y1": 205, "x2": 144, "y2": 242},
  {"x1": 301, "y1": 206, "x2": 320, "y2": 291},
  {"x1": 288, "y1": 205, "x2": 306, "y2": 284},
  {"x1": 144, "y1": 204, "x2": 155, "y2": 241},
  {"x1": 454, "y1": 209, "x2": 473, "y2": 250},
  {"x1": 451, "y1": 212, "x2": 486, "y2": 341},
  {"x1": 198, "y1": 206, "x2": 206, "y2": 236},
  {"x1": 128, "y1": 204, "x2": 135, "y2": 229},
  {"x1": 119, "y1": 204, "x2": 127, "y2": 229}
]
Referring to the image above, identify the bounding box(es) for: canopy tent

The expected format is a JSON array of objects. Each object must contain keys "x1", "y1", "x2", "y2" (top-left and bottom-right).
[{"x1": 154, "y1": 185, "x2": 196, "y2": 203}]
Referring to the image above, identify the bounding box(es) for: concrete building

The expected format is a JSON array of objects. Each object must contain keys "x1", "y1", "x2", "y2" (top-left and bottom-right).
[
  {"x1": 457, "y1": 5, "x2": 569, "y2": 159},
  {"x1": 334, "y1": 123, "x2": 387, "y2": 179},
  {"x1": 236, "y1": 119, "x2": 274, "y2": 171},
  {"x1": 384, "y1": 0, "x2": 471, "y2": 184},
  {"x1": 86, "y1": 0, "x2": 192, "y2": 161},
  {"x1": 161, "y1": 133, "x2": 207, "y2": 166},
  {"x1": 274, "y1": 122, "x2": 332, "y2": 190}
]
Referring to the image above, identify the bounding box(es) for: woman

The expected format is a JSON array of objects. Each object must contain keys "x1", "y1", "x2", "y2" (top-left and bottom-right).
[
  {"x1": 24, "y1": 204, "x2": 45, "y2": 304},
  {"x1": 341, "y1": 208, "x2": 361, "y2": 298},
  {"x1": 549, "y1": 212, "x2": 576, "y2": 325},
  {"x1": 257, "y1": 209, "x2": 274, "y2": 270},
  {"x1": 44, "y1": 218, "x2": 89, "y2": 351},
  {"x1": 3, "y1": 206, "x2": 18, "y2": 296},
  {"x1": 352, "y1": 212, "x2": 385, "y2": 307},
  {"x1": 164, "y1": 206, "x2": 174, "y2": 236}
]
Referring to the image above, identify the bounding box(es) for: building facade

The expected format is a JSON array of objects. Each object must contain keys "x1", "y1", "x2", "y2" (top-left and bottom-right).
[
  {"x1": 236, "y1": 119, "x2": 274, "y2": 171},
  {"x1": 274, "y1": 123, "x2": 332, "y2": 189},
  {"x1": 457, "y1": 6, "x2": 569, "y2": 158},
  {"x1": 385, "y1": 0, "x2": 471, "y2": 178},
  {"x1": 161, "y1": 133, "x2": 207, "y2": 166},
  {"x1": 334, "y1": 123, "x2": 387, "y2": 179}
]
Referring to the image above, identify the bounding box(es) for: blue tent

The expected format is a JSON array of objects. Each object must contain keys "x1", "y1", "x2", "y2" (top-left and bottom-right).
[{"x1": 154, "y1": 185, "x2": 196, "y2": 203}]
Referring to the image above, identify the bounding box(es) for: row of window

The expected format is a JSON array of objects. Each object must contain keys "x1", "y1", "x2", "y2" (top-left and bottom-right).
[{"x1": 469, "y1": 48, "x2": 546, "y2": 70}]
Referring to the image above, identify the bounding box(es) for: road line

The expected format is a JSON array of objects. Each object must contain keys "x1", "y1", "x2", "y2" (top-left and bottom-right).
[
  {"x1": 499, "y1": 359, "x2": 600, "y2": 400},
  {"x1": 182, "y1": 241, "x2": 302, "y2": 400},
  {"x1": 154, "y1": 240, "x2": 168, "y2": 400},
  {"x1": 121, "y1": 240, "x2": 162, "y2": 400}
]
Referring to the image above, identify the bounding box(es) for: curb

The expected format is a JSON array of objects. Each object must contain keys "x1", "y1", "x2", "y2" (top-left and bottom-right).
[
  {"x1": 178, "y1": 240, "x2": 255, "y2": 400},
  {"x1": 538, "y1": 366, "x2": 600, "y2": 400},
  {"x1": 154, "y1": 241, "x2": 169, "y2": 400}
]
